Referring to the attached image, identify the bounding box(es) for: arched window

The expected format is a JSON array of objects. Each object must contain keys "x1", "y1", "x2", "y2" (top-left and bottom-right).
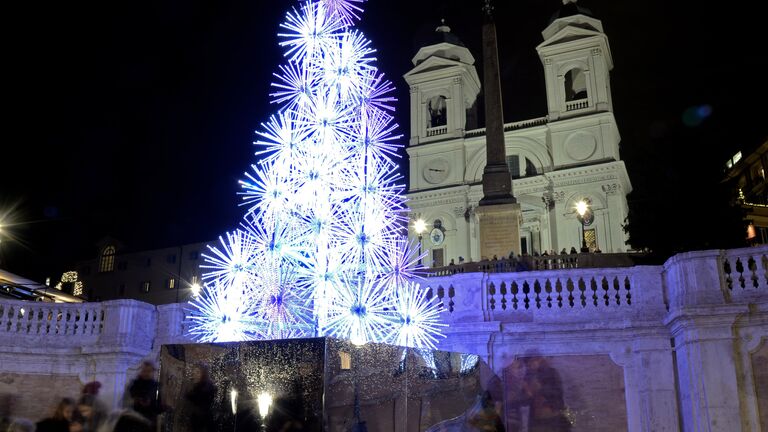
[
  {"x1": 99, "y1": 246, "x2": 116, "y2": 273},
  {"x1": 427, "y1": 95, "x2": 447, "y2": 128},
  {"x1": 525, "y1": 158, "x2": 538, "y2": 177},
  {"x1": 564, "y1": 68, "x2": 588, "y2": 101},
  {"x1": 506, "y1": 155, "x2": 539, "y2": 179}
]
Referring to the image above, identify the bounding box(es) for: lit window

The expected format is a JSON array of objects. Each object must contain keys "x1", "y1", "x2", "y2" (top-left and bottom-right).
[
  {"x1": 339, "y1": 351, "x2": 352, "y2": 370},
  {"x1": 99, "y1": 246, "x2": 116, "y2": 273},
  {"x1": 191, "y1": 275, "x2": 199, "y2": 285},
  {"x1": 747, "y1": 224, "x2": 756, "y2": 240},
  {"x1": 167, "y1": 278, "x2": 176, "y2": 289},
  {"x1": 141, "y1": 281, "x2": 151, "y2": 293}
]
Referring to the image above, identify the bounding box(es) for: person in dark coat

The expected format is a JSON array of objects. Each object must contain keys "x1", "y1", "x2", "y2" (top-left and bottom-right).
[
  {"x1": 185, "y1": 363, "x2": 217, "y2": 432},
  {"x1": 128, "y1": 361, "x2": 162, "y2": 427},
  {"x1": 36, "y1": 397, "x2": 76, "y2": 432}
]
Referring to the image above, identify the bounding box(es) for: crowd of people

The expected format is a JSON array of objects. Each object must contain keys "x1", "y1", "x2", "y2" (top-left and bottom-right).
[
  {"x1": 1, "y1": 361, "x2": 165, "y2": 432},
  {"x1": 1, "y1": 360, "x2": 219, "y2": 432}
]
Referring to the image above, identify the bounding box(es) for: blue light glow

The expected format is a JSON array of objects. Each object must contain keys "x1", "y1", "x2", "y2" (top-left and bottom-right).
[{"x1": 186, "y1": 0, "x2": 446, "y2": 349}]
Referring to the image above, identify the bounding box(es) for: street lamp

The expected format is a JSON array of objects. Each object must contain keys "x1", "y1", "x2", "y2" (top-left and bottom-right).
[
  {"x1": 575, "y1": 200, "x2": 590, "y2": 253},
  {"x1": 413, "y1": 219, "x2": 427, "y2": 266},
  {"x1": 257, "y1": 391, "x2": 273, "y2": 430},
  {"x1": 190, "y1": 282, "x2": 202, "y2": 298}
]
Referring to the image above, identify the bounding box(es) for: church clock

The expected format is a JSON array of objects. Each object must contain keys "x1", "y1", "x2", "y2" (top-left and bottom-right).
[{"x1": 423, "y1": 159, "x2": 450, "y2": 184}]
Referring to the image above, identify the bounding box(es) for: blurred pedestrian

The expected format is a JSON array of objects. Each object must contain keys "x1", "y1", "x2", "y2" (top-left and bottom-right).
[
  {"x1": 36, "y1": 398, "x2": 76, "y2": 432},
  {"x1": 128, "y1": 361, "x2": 162, "y2": 428},
  {"x1": 185, "y1": 363, "x2": 216, "y2": 432},
  {"x1": 77, "y1": 394, "x2": 106, "y2": 432}
]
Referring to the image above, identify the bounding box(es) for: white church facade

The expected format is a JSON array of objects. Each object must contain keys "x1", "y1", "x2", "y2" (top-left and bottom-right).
[{"x1": 405, "y1": 8, "x2": 632, "y2": 266}]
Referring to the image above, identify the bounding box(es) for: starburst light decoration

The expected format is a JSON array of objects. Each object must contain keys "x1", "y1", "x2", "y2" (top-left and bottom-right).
[{"x1": 187, "y1": 0, "x2": 446, "y2": 349}]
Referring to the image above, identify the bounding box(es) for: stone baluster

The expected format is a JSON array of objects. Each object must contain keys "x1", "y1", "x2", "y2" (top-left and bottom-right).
[{"x1": 664, "y1": 248, "x2": 760, "y2": 431}]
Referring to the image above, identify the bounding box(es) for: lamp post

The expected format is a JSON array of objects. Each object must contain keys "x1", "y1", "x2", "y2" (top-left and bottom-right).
[
  {"x1": 190, "y1": 282, "x2": 202, "y2": 298},
  {"x1": 575, "y1": 200, "x2": 590, "y2": 253},
  {"x1": 257, "y1": 391, "x2": 272, "y2": 431},
  {"x1": 413, "y1": 219, "x2": 427, "y2": 266}
]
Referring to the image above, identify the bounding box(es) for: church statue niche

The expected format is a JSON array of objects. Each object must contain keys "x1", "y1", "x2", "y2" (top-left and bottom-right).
[{"x1": 427, "y1": 95, "x2": 448, "y2": 128}]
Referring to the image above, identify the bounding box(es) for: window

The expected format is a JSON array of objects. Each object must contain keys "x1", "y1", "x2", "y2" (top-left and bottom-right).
[
  {"x1": 167, "y1": 254, "x2": 177, "y2": 264},
  {"x1": 191, "y1": 275, "x2": 200, "y2": 285},
  {"x1": 564, "y1": 68, "x2": 588, "y2": 101},
  {"x1": 339, "y1": 352, "x2": 352, "y2": 370},
  {"x1": 117, "y1": 261, "x2": 127, "y2": 271},
  {"x1": 525, "y1": 158, "x2": 538, "y2": 176},
  {"x1": 141, "y1": 281, "x2": 151, "y2": 293},
  {"x1": 145, "y1": 257, "x2": 152, "y2": 267},
  {"x1": 189, "y1": 250, "x2": 199, "y2": 260},
  {"x1": 584, "y1": 229, "x2": 597, "y2": 251},
  {"x1": 427, "y1": 95, "x2": 447, "y2": 128},
  {"x1": 99, "y1": 246, "x2": 116, "y2": 273},
  {"x1": 118, "y1": 284, "x2": 126, "y2": 296},
  {"x1": 506, "y1": 155, "x2": 521, "y2": 178},
  {"x1": 432, "y1": 248, "x2": 444, "y2": 267},
  {"x1": 506, "y1": 155, "x2": 538, "y2": 179},
  {"x1": 167, "y1": 278, "x2": 177, "y2": 289},
  {"x1": 751, "y1": 162, "x2": 765, "y2": 183}
]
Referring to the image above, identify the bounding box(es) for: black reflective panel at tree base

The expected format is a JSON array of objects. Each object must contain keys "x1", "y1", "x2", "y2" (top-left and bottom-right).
[{"x1": 159, "y1": 337, "x2": 504, "y2": 432}]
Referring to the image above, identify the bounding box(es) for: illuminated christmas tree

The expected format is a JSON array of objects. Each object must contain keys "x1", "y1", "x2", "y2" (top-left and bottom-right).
[{"x1": 187, "y1": 0, "x2": 445, "y2": 348}]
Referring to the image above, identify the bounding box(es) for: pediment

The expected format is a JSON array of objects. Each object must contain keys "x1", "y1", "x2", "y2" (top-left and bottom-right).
[
  {"x1": 404, "y1": 56, "x2": 466, "y2": 79},
  {"x1": 537, "y1": 25, "x2": 602, "y2": 50}
]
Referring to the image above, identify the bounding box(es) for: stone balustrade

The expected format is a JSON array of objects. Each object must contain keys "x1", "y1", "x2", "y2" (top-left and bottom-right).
[
  {"x1": 566, "y1": 99, "x2": 589, "y2": 111},
  {"x1": 425, "y1": 125, "x2": 448, "y2": 137},
  {"x1": 0, "y1": 300, "x2": 104, "y2": 345}
]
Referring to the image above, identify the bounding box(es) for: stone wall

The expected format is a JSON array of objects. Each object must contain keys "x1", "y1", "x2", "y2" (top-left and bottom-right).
[{"x1": 0, "y1": 373, "x2": 83, "y2": 421}]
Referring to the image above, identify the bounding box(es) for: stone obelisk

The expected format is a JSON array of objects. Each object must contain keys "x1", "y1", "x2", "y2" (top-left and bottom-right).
[{"x1": 475, "y1": 0, "x2": 522, "y2": 259}]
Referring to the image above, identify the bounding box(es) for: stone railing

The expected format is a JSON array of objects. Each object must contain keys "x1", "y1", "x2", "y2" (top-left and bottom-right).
[
  {"x1": 426, "y1": 125, "x2": 448, "y2": 137},
  {"x1": 0, "y1": 299, "x2": 156, "y2": 350},
  {"x1": 464, "y1": 117, "x2": 548, "y2": 138},
  {"x1": 426, "y1": 252, "x2": 639, "y2": 277},
  {"x1": 566, "y1": 99, "x2": 589, "y2": 111},
  {"x1": 0, "y1": 300, "x2": 104, "y2": 345},
  {"x1": 720, "y1": 246, "x2": 768, "y2": 302},
  {"x1": 422, "y1": 265, "x2": 666, "y2": 325}
]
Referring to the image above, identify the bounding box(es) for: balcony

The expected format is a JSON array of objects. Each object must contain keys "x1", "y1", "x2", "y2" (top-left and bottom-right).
[
  {"x1": 565, "y1": 99, "x2": 589, "y2": 111},
  {"x1": 426, "y1": 125, "x2": 448, "y2": 137}
]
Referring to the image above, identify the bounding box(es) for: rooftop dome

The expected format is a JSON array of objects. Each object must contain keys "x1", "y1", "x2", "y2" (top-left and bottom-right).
[
  {"x1": 421, "y1": 19, "x2": 465, "y2": 48},
  {"x1": 550, "y1": 0, "x2": 594, "y2": 24}
]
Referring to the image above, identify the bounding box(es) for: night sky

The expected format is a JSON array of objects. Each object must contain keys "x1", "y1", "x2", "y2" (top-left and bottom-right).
[{"x1": 3, "y1": 0, "x2": 767, "y2": 280}]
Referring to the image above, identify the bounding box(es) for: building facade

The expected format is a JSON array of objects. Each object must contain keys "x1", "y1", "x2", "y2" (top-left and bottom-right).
[
  {"x1": 724, "y1": 140, "x2": 768, "y2": 244},
  {"x1": 76, "y1": 238, "x2": 211, "y2": 305},
  {"x1": 405, "y1": 6, "x2": 631, "y2": 266}
]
